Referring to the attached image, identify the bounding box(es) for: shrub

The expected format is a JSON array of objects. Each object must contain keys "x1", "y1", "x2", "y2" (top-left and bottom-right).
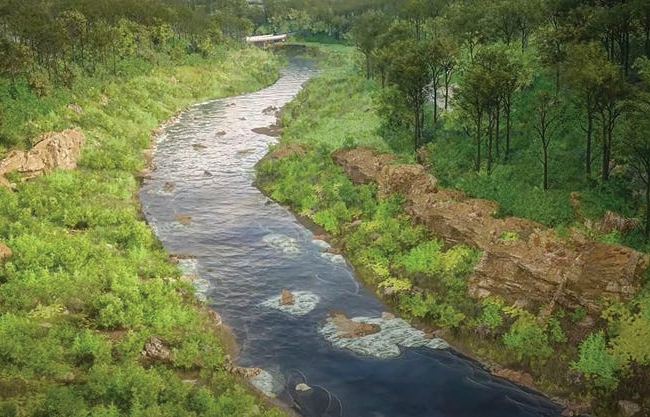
[
  {"x1": 572, "y1": 331, "x2": 619, "y2": 389},
  {"x1": 502, "y1": 309, "x2": 552, "y2": 364}
]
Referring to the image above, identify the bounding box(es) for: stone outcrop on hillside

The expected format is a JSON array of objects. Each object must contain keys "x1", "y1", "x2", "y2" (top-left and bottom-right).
[
  {"x1": 0, "y1": 128, "x2": 84, "y2": 188},
  {"x1": 331, "y1": 147, "x2": 648, "y2": 314}
]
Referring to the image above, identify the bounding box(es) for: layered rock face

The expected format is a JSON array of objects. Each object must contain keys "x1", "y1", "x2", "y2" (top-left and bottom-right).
[
  {"x1": 331, "y1": 147, "x2": 648, "y2": 314},
  {"x1": 0, "y1": 128, "x2": 84, "y2": 188}
]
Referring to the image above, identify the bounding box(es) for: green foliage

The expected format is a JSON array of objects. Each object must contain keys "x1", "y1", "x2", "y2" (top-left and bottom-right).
[
  {"x1": 498, "y1": 231, "x2": 519, "y2": 241},
  {"x1": 378, "y1": 277, "x2": 413, "y2": 293},
  {"x1": 394, "y1": 240, "x2": 444, "y2": 274},
  {"x1": 572, "y1": 331, "x2": 620, "y2": 389},
  {"x1": 478, "y1": 297, "x2": 505, "y2": 331},
  {"x1": 502, "y1": 309, "x2": 552, "y2": 363},
  {"x1": 0, "y1": 45, "x2": 284, "y2": 416}
]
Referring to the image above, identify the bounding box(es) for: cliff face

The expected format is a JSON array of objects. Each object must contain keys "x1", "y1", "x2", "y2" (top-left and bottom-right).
[{"x1": 331, "y1": 147, "x2": 648, "y2": 314}]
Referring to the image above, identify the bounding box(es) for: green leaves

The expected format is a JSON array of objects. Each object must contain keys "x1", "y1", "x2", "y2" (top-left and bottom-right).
[{"x1": 572, "y1": 331, "x2": 620, "y2": 389}]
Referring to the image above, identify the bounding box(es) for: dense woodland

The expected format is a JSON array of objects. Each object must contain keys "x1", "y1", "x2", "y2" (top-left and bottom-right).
[
  {"x1": 2, "y1": 0, "x2": 650, "y2": 416},
  {"x1": 253, "y1": 0, "x2": 650, "y2": 415}
]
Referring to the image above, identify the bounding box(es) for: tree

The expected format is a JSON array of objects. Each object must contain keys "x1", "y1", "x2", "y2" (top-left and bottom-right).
[
  {"x1": 595, "y1": 69, "x2": 627, "y2": 182},
  {"x1": 455, "y1": 50, "x2": 496, "y2": 172},
  {"x1": 531, "y1": 89, "x2": 564, "y2": 189},
  {"x1": 623, "y1": 58, "x2": 650, "y2": 240},
  {"x1": 563, "y1": 42, "x2": 615, "y2": 176},
  {"x1": 387, "y1": 39, "x2": 432, "y2": 152},
  {"x1": 350, "y1": 10, "x2": 390, "y2": 79},
  {"x1": 572, "y1": 331, "x2": 620, "y2": 389}
]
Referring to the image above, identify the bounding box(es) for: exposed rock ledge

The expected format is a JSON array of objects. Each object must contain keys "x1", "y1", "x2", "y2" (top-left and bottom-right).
[
  {"x1": 331, "y1": 147, "x2": 648, "y2": 314},
  {"x1": 0, "y1": 128, "x2": 85, "y2": 188}
]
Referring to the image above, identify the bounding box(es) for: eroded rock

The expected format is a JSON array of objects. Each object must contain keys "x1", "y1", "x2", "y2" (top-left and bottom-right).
[
  {"x1": 320, "y1": 312, "x2": 449, "y2": 358},
  {"x1": 280, "y1": 289, "x2": 295, "y2": 305},
  {"x1": 261, "y1": 290, "x2": 319, "y2": 316},
  {"x1": 223, "y1": 355, "x2": 262, "y2": 378},
  {"x1": 0, "y1": 128, "x2": 85, "y2": 187},
  {"x1": 331, "y1": 147, "x2": 649, "y2": 314},
  {"x1": 141, "y1": 337, "x2": 170, "y2": 361},
  {"x1": 492, "y1": 368, "x2": 535, "y2": 390},
  {"x1": 327, "y1": 311, "x2": 381, "y2": 338}
]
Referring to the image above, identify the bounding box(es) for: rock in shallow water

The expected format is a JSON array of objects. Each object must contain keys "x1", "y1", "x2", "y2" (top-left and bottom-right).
[
  {"x1": 320, "y1": 315, "x2": 450, "y2": 359},
  {"x1": 311, "y1": 239, "x2": 331, "y2": 251},
  {"x1": 320, "y1": 252, "x2": 346, "y2": 265},
  {"x1": 280, "y1": 289, "x2": 295, "y2": 305},
  {"x1": 260, "y1": 291, "x2": 320, "y2": 316},
  {"x1": 262, "y1": 233, "x2": 300, "y2": 255}
]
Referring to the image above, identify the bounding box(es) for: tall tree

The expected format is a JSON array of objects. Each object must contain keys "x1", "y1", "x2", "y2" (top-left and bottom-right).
[
  {"x1": 350, "y1": 10, "x2": 389, "y2": 79},
  {"x1": 387, "y1": 39, "x2": 432, "y2": 152},
  {"x1": 563, "y1": 42, "x2": 616, "y2": 176},
  {"x1": 531, "y1": 89, "x2": 564, "y2": 190}
]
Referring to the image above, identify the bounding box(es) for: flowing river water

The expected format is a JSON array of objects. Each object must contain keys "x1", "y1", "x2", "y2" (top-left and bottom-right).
[{"x1": 139, "y1": 57, "x2": 563, "y2": 417}]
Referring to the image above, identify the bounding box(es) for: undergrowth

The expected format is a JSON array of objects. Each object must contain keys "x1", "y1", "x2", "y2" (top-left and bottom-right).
[
  {"x1": 0, "y1": 47, "x2": 285, "y2": 416},
  {"x1": 255, "y1": 44, "x2": 650, "y2": 411}
]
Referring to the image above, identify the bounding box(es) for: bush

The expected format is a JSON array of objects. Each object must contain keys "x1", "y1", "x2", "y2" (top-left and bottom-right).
[
  {"x1": 502, "y1": 309, "x2": 552, "y2": 364},
  {"x1": 572, "y1": 331, "x2": 619, "y2": 389}
]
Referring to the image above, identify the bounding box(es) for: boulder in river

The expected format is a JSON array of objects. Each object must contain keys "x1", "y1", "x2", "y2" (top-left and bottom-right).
[
  {"x1": 261, "y1": 291, "x2": 319, "y2": 316},
  {"x1": 320, "y1": 312, "x2": 449, "y2": 358},
  {"x1": 280, "y1": 289, "x2": 295, "y2": 305},
  {"x1": 327, "y1": 311, "x2": 381, "y2": 338}
]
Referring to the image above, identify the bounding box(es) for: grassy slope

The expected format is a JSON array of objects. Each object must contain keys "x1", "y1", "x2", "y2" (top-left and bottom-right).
[{"x1": 0, "y1": 48, "x2": 288, "y2": 417}]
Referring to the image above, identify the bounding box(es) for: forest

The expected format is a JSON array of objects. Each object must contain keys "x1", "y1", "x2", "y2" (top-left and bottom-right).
[
  {"x1": 252, "y1": 0, "x2": 650, "y2": 415},
  {"x1": 1, "y1": 0, "x2": 650, "y2": 416}
]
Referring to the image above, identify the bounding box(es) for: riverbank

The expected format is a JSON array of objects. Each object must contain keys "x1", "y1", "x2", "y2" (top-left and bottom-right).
[
  {"x1": 0, "y1": 47, "x2": 293, "y2": 416},
  {"x1": 254, "y1": 44, "x2": 650, "y2": 417}
]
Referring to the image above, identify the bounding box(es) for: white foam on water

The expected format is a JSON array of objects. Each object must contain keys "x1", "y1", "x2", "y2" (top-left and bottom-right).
[
  {"x1": 320, "y1": 252, "x2": 346, "y2": 265},
  {"x1": 260, "y1": 291, "x2": 320, "y2": 316},
  {"x1": 320, "y1": 316, "x2": 450, "y2": 359},
  {"x1": 262, "y1": 233, "x2": 300, "y2": 255}
]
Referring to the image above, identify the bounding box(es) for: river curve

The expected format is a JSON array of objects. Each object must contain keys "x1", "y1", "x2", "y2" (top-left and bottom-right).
[{"x1": 139, "y1": 57, "x2": 563, "y2": 417}]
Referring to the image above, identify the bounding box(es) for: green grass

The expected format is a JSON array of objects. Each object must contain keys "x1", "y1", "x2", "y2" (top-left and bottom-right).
[{"x1": 0, "y1": 47, "x2": 286, "y2": 417}]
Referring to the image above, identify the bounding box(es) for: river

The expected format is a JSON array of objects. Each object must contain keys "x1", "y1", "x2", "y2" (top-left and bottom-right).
[{"x1": 139, "y1": 57, "x2": 563, "y2": 417}]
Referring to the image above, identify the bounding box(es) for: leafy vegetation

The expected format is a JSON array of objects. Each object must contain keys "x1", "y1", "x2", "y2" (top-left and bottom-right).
[
  {"x1": 257, "y1": 34, "x2": 650, "y2": 413},
  {"x1": 0, "y1": 1, "x2": 285, "y2": 413}
]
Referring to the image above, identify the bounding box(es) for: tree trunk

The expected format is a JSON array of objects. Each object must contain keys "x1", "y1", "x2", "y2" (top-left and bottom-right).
[
  {"x1": 487, "y1": 115, "x2": 494, "y2": 175},
  {"x1": 645, "y1": 174, "x2": 650, "y2": 241},
  {"x1": 475, "y1": 113, "x2": 482, "y2": 172},
  {"x1": 495, "y1": 105, "x2": 501, "y2": 158},
  {"x1": 586, "y1": 108, "x2": 593, "y2": 175},
  {"x1": 601, "y1": 115, "x2": 609, "y2": 181},
  {"x1": 504, "y1": 98, "x2": 512, "y2": 162},
  {"x1": 433, "y1": 88, "x2": 438, "y2": 125},
  {"x1": 543, "y1": 145, "x2": 548, "y2": 190}
]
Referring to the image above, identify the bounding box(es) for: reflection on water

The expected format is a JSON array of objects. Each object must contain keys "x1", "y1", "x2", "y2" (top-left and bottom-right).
[{"x1": 139, "y1": 58, "x2": 562, "y2": 417}]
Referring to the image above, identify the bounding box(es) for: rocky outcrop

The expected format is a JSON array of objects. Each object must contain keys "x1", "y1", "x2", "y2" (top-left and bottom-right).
[
  {"x1": 141, "y1": 337, "x2": 171, "y2": 361},
  {"x1": 223, "y1": 355, "x2": 262, "y2": 378},
  {"x1": 331, "y1": 147, "x2": 648, "y2": 314},
  {"x1": 0, "y1": 128, "x2": 85, "y2": 188}
]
